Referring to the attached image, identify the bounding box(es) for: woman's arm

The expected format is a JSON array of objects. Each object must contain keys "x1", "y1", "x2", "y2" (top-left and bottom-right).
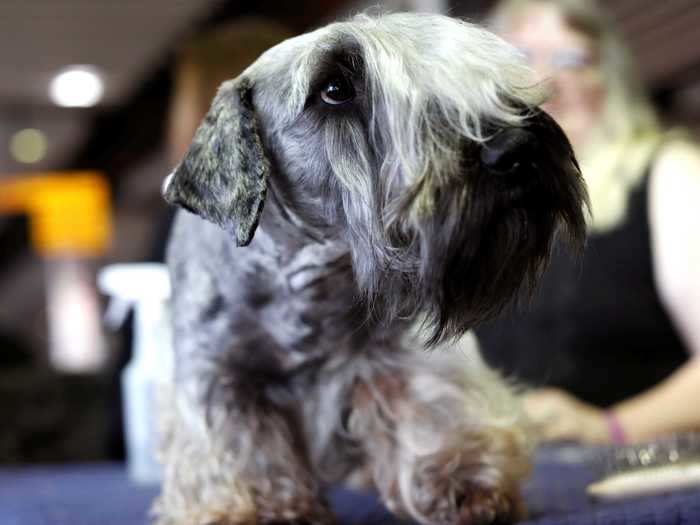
[
  {"x1": 648, "y1": 140, "x2": 700, "y2": 359},
  {"x1": 611, "y1": 140, "x2": 700, "y2": 442},
  {"x1": 612, "y1": 356, "x2": 700, "y2": 443},
  {"x1": 523, "y1": 357, "x2": 700, "y2": 444}
]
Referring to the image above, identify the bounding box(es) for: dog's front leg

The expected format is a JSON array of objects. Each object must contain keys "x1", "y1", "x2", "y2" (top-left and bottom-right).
[
  {"x1": 348, "y1": 347, "x2": 531, "y2": 525},
  {"x1": 154, "y1": 361, "x2": 333, "y2": 525}
]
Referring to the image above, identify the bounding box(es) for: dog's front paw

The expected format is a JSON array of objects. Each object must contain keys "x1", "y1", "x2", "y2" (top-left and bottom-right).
[
  {"x1": 413, "y1": 479, "x2": 525, "y2": 525},
  {"x1": 405, "y1": 444, "x2": 527, "y2": 525},
  {"x1": 203, "y1": 513, "x2": 333, "y2": 525},
  {"x1": 255, "y1": 500, "x2": 335, "y2": 525},
  {"x1": 259, "y1": 516, "x2": 334, "y2": 525},
  {"x1": 262, "y1": 520, "x2": 328, "y2": 525},
  {"x1": 454, "y1": 486, "x2": 525, "y2": 525},
  {"x1": 256, "y1": 518, "x2": 333, "y2": 525}
]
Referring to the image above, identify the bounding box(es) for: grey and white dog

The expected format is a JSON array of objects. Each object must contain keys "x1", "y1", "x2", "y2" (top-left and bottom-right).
[{"x1": 156, "y1": 12, "x2": 587, "y2": 525}]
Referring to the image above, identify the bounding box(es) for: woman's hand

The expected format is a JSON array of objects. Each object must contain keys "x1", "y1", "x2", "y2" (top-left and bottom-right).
[{"x1": 523, "y1": 388, "x2": 609, "y2": 444}]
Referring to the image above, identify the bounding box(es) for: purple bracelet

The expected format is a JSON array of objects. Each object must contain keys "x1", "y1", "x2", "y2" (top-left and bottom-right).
[{"x1": 606, "y1": 411, "x2": 627, "y2": 445}]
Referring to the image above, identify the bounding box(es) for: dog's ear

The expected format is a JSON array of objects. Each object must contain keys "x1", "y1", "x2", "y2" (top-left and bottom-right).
[{"x1": 163, "y1": 76, "x2": 270, "y2": 246}]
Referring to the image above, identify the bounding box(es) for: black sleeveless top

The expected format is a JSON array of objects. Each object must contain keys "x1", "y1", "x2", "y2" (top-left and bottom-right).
[{"x1": 476, "y1": 169, "x2": 688, "y2": 407}]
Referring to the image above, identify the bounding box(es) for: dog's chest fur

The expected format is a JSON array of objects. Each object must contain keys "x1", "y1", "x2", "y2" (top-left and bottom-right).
[
  {"x1": 170, "y1": 211, "x2": 392, "y2": 377},
  {"x1": 250, "y1": 239, "x2": 371, "y2": 368}
]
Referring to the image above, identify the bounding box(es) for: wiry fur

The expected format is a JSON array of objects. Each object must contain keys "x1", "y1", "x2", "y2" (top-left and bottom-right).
[{"x1": 157, "y1": 12, "x2": 587, "y2": 525}]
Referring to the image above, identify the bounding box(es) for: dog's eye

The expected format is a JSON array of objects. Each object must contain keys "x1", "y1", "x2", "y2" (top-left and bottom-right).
[{"x1": 320, "y1": 76, "x2": 355, "y2": 105}]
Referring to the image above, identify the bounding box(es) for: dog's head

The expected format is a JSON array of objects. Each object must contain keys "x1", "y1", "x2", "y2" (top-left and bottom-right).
[{"x1": 164, "y1": 12, "x2": 588, "y2": 344}]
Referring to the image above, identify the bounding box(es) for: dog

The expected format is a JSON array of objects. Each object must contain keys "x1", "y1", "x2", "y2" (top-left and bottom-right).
[{"x1": 156, "y1": 12, "x2": 587, "y2": 525}]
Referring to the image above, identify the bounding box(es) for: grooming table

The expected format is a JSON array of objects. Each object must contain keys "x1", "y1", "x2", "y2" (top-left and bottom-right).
[{"x1": 2, "y1": 446, "x2": 699, "y2": 525}]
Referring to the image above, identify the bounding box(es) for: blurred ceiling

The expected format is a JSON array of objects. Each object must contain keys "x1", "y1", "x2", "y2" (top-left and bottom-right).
[
  {"x1": 607, "y1": 0, "x2": 700, "y2": 90},
  {"x1": 0, "y1": 0, "x2": 223, "y2": 173}
]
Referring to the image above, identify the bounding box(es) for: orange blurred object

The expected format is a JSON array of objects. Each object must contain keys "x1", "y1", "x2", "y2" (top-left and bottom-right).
[{"x1": 0, "y1": 172, "x2": 112, "y2": 257}]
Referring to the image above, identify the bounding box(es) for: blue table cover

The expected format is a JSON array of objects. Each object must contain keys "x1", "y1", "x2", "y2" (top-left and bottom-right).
[{"x1": 1, "y1": 446, "x2": 699, "y2": 525}]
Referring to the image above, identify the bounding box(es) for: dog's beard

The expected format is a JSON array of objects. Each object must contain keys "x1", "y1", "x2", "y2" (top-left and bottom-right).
[{"x1": 355, "y1": 113, "x2": 588, "y2": 346}]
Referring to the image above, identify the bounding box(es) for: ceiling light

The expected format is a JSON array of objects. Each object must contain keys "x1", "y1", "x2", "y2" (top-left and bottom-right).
[
  {"x1": 50, "y1": 66, "x2": 104, "y2": 107},
  {"x1": 9, "y1": 128, "x2": 48, "y2": 164}
]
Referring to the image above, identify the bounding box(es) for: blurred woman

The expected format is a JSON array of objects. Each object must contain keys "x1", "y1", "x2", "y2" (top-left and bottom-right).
[{"x1": 476, "y1": 0, "x2": 700, "y2": 444}]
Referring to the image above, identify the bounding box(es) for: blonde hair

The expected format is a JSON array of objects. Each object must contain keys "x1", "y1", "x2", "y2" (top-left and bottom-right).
[{"x1": 491, "y1": 0, "x2": 664, "y2": 231}]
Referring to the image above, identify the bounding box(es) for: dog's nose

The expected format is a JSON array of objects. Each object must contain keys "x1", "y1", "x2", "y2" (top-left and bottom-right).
[{"x1": 480, "y1": 128, "x2": 536, "y2": 176}]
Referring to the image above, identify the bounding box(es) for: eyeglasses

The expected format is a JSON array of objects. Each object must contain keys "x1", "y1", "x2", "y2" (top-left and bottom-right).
[{"x1": 517, "y1": 47, "x2": 596, "y2": 72}]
